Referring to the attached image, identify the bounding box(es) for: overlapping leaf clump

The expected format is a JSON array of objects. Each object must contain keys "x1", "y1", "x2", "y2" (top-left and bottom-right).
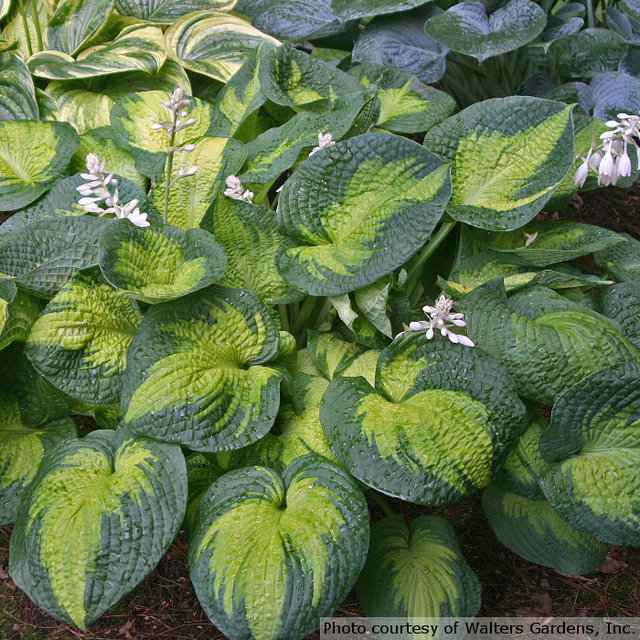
[{"x1": 2, "y1": 0, "x2": 640, "y2": 637}]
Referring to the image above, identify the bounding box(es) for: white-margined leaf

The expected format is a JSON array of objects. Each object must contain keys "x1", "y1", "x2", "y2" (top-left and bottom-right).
[{"x1": 0, "y1": 55, "x2": 38, "y2": 120}]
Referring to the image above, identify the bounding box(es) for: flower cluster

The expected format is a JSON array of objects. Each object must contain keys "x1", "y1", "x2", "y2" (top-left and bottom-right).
[
  {"x1": 224, "y1": 175, "x2": 254, "y2": 202},
  {"x1": 574, "y1": 113, "x2": 640, "y2": 187},
  {"x1": 76, "y1": 153, "x2": 149, "y2": 227},
  {"x1": 153, "y1": 87, "x2": 199, "y2": 186},
  {"x1": 309, "y1": 132, "x2": 336, "y2": 156},
  {"x1": 405, "y1": 294, "x2": 475, "y2": 347}
]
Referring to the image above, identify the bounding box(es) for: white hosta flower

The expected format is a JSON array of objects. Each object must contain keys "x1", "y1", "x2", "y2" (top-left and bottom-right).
[
  {"x1": 401, "y1": 294, "x2": 475, "y2": 347},
  {"x1": 310, "y1": 132, "x2": 336, "y2": 156},
  {"x1": 127, "y1": 208, "x2": 150, "y2": 227},
  {"x1": 224, "y1": 175, "x2": 254, "y2": 202}
]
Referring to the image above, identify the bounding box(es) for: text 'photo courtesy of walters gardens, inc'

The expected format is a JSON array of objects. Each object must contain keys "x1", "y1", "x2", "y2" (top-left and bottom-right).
[{"x1": 320, "y1": 618, "x2": 640, "y2": 640}]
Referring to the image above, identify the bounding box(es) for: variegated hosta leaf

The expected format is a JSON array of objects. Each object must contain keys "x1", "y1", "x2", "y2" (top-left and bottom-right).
[
  {"x1": 473, "y1": 221, "x2": 624, "y2": 267},
  {"x1": 333, "y1": 0, "x2": 432, "y2": 21},
  {"x1": 209, "y1": 42, "x2": 273, "y2": 138},
  {"x1": 320, "y1": 333, "x2": 528, "y2": 505},
  {"x1": 595, "y1": 232, "x2": 640, "y2": 286},
  {"x1": 483, "y1": 486, "x2": 610, "y2": 575},
  {"x1": 66, "y1": 397, "x2": 122, "y2": 428},
  {"x1": 154, "y1": 136, "x2": 246, "y2": 230},
  {"x1": 115, "y1": 0, "x2": 236, "y2": 23},
  {"x1": 111, "y1": 89, "x2": 213, "y2": 182},
  {"x1": 185, "y1": 453, "x2": 224, "y2": 531},
  {"x1": 46, "y1": 0, "x2": 115, "y2": 55},
  {"x1": 463, "y1": 279, "x2": 640, "y2": 403},
  {"x1": 10, "y1": 429, "x2": 187, "y2": 629},
  {"x1": 188, "y1": 455, "x2": 369, "y2": 640},
  {"x1": 424, "y1": 0, "x2": 546, "y2": 63},
  {"x1": 352, "y1": 12, "x2": 449, "y2": 86},
  {"x1": 201, "y1": 196, "x2": 303, "y2": 305},
  {"x1": 0, "y1": 173, "x2": 155, "y2": 237},
  {"x1": 538, "y1": 363, "x2": 640, "y2": 545},
  {"x1": 0, "y1": 0, "x2": 10, "y2": 20},
  {"x1": 0, "y1": 217, "x2": 108, "y2": 298},
  {"x1": 442, "y1": 250, "x2": 612, "y2": 299},
  {"x1": 336, "y1": 349, "x2": 380, "y2": 387},
  {"x1": 166, "y1": 11, "x2": 279, "y2": 83},
  {"x1": 28, "y1": 25, "x2": 166, "y2": 80},
  {"x1": 122, "y1": 286, "x2": 282, "y2": 451},
  {"x1": 260, "y1": 43, "x2": 363, "y2": 112},
  {"x1": 70, "y1": 127, "x2": 146, "y2": 189},
  {"x1": 0, "y1": 55, "x2": 38, "y2": 120},
  {"x1": 0, "y1": 388, "x2": 76, "y2": 526},
  {"x1": 234, "y1": 0, "x2": 348, "y2": 40},
  {"x1": 600, "y1": 283, "x2": 640, "y2": 349},
  {"x1": 423, "y1": 97, "x2": 574, "y2": 231},
  {"x1": 239, "y1": 92, "x2": 364, "y2": 184},
  {"x1": 0, "y1": 120, "x2": 79, "y2": 212},
  {"x1": 482, "y1": 415, "x2": 611, "y2": 575},
  {"x1": 99, "y1": 220, "x2": 228, "y2": 303},
  {"x1": 25, "y1": 267, "x2": 143, "y2": 404},
  {"x1": 2, "y1": 0, "x2": 49, "y2": 60},
  {"x1": 47, "y1": 59, "x2": 191, "y2": 134},
  {"x1": 348, "y1": 63, "x2": 455, "y2": 135},
  {"x1": 0, "y1": 280, "x2": 40, "y2": 351},
  {"x1": 277, "y1": 132, "x2": 451, "y2": 296},
  {"x1": 356, "y1": 515, "x2": 481, "y2": 619},
  {"x1": 307, "y1": 330, "x2": 367, "y2": 380}
]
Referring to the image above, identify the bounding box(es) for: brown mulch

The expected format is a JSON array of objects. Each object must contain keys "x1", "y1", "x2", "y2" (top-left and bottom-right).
[{"x1": 2, "y1": 183, "x2": 640, "y2": 639}]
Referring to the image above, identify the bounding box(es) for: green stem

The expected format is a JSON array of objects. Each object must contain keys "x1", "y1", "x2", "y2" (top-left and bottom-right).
[
  {"x1": 30, "y1": 0, "x2": 43, "y2": 52},
  {"x1": 163, "y1": 114, "x2": 178, "y2": 225},
  {"x1": 369, "y1": 491, "x2": 395, "y2": 518},
  {"x1": 311, "y1": 297, "x2": 333, "y2": 330},
  {"x1": 410, "y1": 282, "x2": 424, "y2": 310},
  {"x1": 290, "y1": 295, "x2": 319, "y2": 338},
  {"x1": 405, "y1": 221, "x2": 457, "y2": 305},
  {"x1": 587, "y1": 0, "x2": 595, "y2": 28},
  {"x1": 16, "y1": 0, "x2": 33, "y2": 58},
  {"x1": 278, "y1": 304, "x2": 289, "y2": 332}
]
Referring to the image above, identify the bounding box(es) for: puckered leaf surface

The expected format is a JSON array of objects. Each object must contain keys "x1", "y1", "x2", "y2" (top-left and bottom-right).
[
  {"x1": 600, "y1": 283, "x2": 640, "y2": 349},
  {"x1": 122, "y1": 286, "x2": 282, "y2": 451},
  {"x1": 320, "y1": 333, "x2": 527, "y2": 505},
  {"x1": 0, "y1": 120, "x2": 79, "y2": 211},
  {"x1": 356, "y1": 515, "x2": 481, "y2": 620},
  {"x1": 0, "y1": 55, "x2": 39, "y2": 120},
  {"x1": 539, "y1": 363, "x2": 640, "y2": 546},
  {"x1": 423, "y1": 97, "x2": 574, "y2": 231},
  {"x1": 463, "y1": 280, "x2": 640, "y2": 403},
  {"x1": 189, "y1": 455, "x2": 369, "y2": 640},
  {"x1": 25, "y1": 267, "x2": 143, "y2": 405},
  {"x1": 115, "y1": 0, "x2": 236, "y2": 22},
  {"x1": 0, "y1": 281, "x2": 41, "y2": 351},
  {"x1": 276, "y1": 132, "x2": 451, "y2": 296},
  {"x1": 10, "y1": 429, "x2": 187, "y2": 629}
]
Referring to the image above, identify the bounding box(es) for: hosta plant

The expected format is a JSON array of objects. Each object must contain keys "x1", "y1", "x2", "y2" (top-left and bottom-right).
[{"x1": 1, "y1": 2, "x2": 640, "y2": 638}]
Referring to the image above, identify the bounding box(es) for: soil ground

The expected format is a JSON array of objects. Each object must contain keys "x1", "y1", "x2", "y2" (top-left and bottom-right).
[{"x1": 2, "y1": 184, "x2": 640, "y2": 640}]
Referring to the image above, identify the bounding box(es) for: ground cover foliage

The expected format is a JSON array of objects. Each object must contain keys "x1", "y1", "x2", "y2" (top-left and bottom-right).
[{"x1": 2, "y1": 0, "x2": 640, "y2": 638}]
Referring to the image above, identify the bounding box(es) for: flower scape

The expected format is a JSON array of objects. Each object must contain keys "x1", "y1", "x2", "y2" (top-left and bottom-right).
[{"x1": 1, "y1": 2, "x2": 640, "y2": 637}]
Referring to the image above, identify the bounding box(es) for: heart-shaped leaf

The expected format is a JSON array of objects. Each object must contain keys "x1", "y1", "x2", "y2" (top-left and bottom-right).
[
  {"x1": 10, "y1": 429, "x2": 187, "y2": 629},
  {"x1": 482, "y1": 415, "x2": 611, "y2": 575},
  {"x1": 166, "y1": 11, "x2": 280, "y2": 83},
  {"x1": 463, "y1": 279, "x2": 640, "y2": 403},
  {"x1": 0, "y1": 386, "x2": 76, "y2": 526},
  {"x1": 356, "y1": 515, "x2": 481, "y2": 619},
  {"x1": 0, "y1": 55, "x2": 38, "y2": 120},
  {"x1": 423, "y1": 97, "x2": 574, "y2": 231},
  {"x1": 201, "y1": 196, "x2": 303, "y2": 304},
  {"x1": 424, "y1": 0, "x2": 546, "y2": 63},
  {"x1": 47, "y1": 59, "x2": 190, "y2": 134},
  {"x1": 0, "y1": 216, "x2": 108, "y2": 298},
  {"x1": 0, "y1": 120, "x2": 79, "y2": 211},
  {"x1": 25, "y1": 267, "x2": 143, "y2": 404},
  {"x1": 539, "y1": 363, "x2": 640, "y2": 546},
  {"x1": 188, "y1": 455, "x2": 369, "y2": 640},
  {"x1": 591, "y1": 72, "x2": 640, "y2": 121},
  {"x1": 557, "y1": 29, "x2": 629, "y2": 79},
  {"x1": 28, "y1": 24, "x2": 166, "y2": 80},
  {"x1": 276, "y1": 132, "x2": 451, "y2": 296},
  {"x1": 115, "y1": 0, "x2": 236, "y2": 23},
  {"x1": 99, "y1": 220, "x2": 227, "y2": 303},
  {"x1": 320, "y1": 333, "x2": 527, "y2": 505},
  {"x1": 352, "y1": 11, "x2": 449, "y2": 85},
  {"x1": 122, "y1": 286, "x2": 282, "y2": 451},
  {"x1": 46, "y1": 0, "x2": 116, "y2": 55}
]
